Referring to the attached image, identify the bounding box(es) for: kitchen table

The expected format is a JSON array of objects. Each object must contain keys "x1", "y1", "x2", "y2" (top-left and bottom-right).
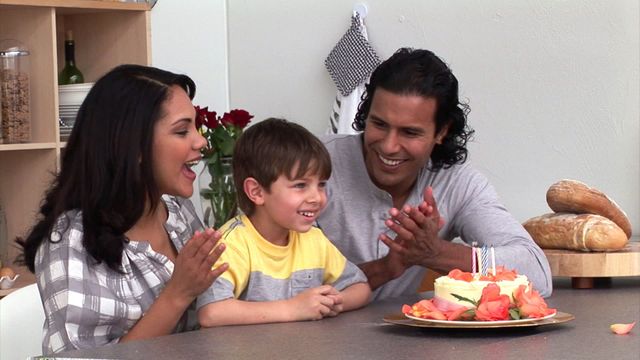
[{"x1": 53, "y1": 277, "x2": 640, "y2": 360}]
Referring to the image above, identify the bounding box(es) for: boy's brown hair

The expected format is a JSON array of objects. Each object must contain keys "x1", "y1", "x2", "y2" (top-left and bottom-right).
[{"x1": 232, "y1": 118, "x2": 332, "y2": 216}]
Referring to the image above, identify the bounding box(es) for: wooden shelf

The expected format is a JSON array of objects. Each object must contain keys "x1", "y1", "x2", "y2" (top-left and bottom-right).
[
  {"x1": 0, "y1": 143, "x2": 58, "y2": 151},
  {"x1": 0, "y1": 0, "x2": 150, "y2": 270},
  {"x1": 0, "y1": 0, "x2": 150, "y2": 11}
]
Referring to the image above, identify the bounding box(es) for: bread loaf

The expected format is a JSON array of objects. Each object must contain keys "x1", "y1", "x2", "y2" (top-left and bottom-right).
[
  {"x1": 546, "y1": 179, "x2": 632, "y2": 238},
  {"x1": 523, "y1": 213, "x2": 628, "y2": 251}
]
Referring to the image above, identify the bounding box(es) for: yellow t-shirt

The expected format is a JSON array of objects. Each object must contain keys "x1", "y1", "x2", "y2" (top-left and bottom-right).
[{"x1": 197, "y1": 215, "x2": 366, "y2": 306}]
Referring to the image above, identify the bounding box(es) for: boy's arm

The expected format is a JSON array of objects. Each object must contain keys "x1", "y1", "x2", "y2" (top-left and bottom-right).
[
  {"x1": 339, "y1": 282, "x2": 371, "y2": 312},
  {"x1": 198, "y1": 285, "x2": 338, "y2": 327},
  {"x1": 319, "y1": 234, "x2": 372, "y2": 311},
  {"x1": 198, "y1": 298, "x2": 294, "y2": 327},
  {"x1": 324, "y1": 282, "x2": 370, "y2": 316}
]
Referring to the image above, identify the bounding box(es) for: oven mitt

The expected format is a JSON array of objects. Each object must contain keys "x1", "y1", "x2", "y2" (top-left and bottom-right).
[{"x1": 325, "y1": 13, "x2": 380, "y2": 97}]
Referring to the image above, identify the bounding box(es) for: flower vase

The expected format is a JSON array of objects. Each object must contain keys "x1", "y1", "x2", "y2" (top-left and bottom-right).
[{"x1": 199, "y1": 156, "x2": 238, "y2": 229}]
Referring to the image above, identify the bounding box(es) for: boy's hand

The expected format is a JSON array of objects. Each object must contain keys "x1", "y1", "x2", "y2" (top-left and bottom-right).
[
  {"x1": 325, "y1": 286, "x2": 344, "y2": 317},
  {"x1": 287, "y1": 285, "x2": 336, "y2": 321}
]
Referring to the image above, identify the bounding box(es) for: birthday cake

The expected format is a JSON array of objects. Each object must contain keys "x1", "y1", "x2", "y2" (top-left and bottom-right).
[
  {"x1": 402, "y1": 266, "x2": 555, "y2": 321},
  {"x1": 433, "y1": 267, "x2": 529, "y2": 311}
]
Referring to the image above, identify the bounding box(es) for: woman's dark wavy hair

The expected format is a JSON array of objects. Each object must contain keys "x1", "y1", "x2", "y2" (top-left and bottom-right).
[
  {"x1": 353, "y1": 48, "x2": 474, "y2": 170},
  {"x1": 16, "y1": 64, "x2": 196, "y2": 273}
]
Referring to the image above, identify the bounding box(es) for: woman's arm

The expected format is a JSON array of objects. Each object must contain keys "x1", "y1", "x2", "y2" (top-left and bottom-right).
[{"x1": 121, "y1": 229, "x2": 227, "y2": 342}]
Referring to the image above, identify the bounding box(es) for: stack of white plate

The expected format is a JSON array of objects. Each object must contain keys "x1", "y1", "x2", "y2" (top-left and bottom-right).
[
  {"x1": 58, "y1": 118, "x2": 73, "y2": 140},
  {"x1": 59, "y1": 83, "x2": 93, "y2": 141}
]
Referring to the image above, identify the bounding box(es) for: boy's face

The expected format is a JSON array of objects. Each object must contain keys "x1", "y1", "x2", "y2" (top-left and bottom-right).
[{"x1": 251, "y1": 165, "x2": 328, "y2": 243}]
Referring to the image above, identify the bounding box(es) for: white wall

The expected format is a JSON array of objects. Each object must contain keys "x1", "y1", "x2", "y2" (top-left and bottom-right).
[
  {"x1": 226, "y1": 0, "x2": 640, "y2": 232},
  {"x1": 151, "y1": 0, "x2": 228, "y2": 109},
  {"x1": 151, "y1": 0, "x2": 229, "y2": 216}
]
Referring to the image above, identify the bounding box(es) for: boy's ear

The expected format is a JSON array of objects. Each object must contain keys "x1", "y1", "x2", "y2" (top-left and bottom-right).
[{"x1": 244, "y1": 177, "x2": 265, "y2": 206}]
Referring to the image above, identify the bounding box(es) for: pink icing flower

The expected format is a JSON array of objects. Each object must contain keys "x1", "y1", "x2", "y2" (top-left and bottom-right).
[
  {"x1": 610, "y1": 322, "x2": 635, "y2": 335},
  {"x1": 402, "y1": 299, "x2": 474, "y2": 321},
  {"x1": 447, "y1": 269, "x2": 474, "y2": 282},
  {"x1": 513, "y1": 284, "x2": 555, "y2": 319},
  {"x1": 402, "y1": 300, "x2": 447, "y2": 320},
  {"x1": 474, "y1": 283, "x2": 511, "y2": 321}
]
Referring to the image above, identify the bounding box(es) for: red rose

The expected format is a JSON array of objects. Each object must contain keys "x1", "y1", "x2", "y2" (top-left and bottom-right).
[
  {"x1": 194, "y1": 106, "x2": 218, "y2": 129},
  {"x1": 513, "y1": 284, "x2": 555, "y2": 319},
  {"x1": 205, "y1": 111, "x2": 219, "y2": 129},
  {"x1": 474, "y1": 283, "x2": 511, "y2": 321},
  {"x1": 221, "y1": 109, "x2": 253, "y2": 129},
  {"x1": 194, "y1": 105, "x2": 206, "y2": 129}
]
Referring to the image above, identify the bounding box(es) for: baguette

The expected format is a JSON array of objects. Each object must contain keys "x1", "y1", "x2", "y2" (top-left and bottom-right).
[
  {"x1": 546, "y1": 179, "x2": 632, "y2": 238},
  {"x1": 523, "y1": 213, "x2": 628, "y2": 252}
]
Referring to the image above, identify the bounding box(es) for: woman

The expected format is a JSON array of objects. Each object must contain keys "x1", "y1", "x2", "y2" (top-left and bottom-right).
[{"x1": 17, "y1": 64, "x2": 228, "y2": 354}]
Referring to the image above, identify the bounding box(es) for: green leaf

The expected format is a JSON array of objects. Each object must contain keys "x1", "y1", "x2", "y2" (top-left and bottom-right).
[
  {"x1": 218, "y1": 138, "x2": 235, "y2": 156},
  {"x1": 509, "y1": 308, "x2": 521, "y2": 320},
  {"x1": 211, "y1": 127, "x2": 235, "y2": 156},
  {"x1": 463, "y1": 308, "x2": 476, "y2": 319},
  {"x1": 451, "y1": 293, "x2": 478, "y2": 306}
]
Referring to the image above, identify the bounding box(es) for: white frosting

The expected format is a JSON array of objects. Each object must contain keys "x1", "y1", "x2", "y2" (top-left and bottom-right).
[{"x1": 434, "y1": 274, "x2": 529, "y2": 308}]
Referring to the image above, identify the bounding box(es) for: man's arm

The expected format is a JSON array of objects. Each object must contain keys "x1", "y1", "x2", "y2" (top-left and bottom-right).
[
  {"x1": 386, "y1": 183, "x2": 553, "y2": 297},
  {"x1": 361, "y1": 187, "x2": 461, "y2": 290},
  {"x1": 357, "y1": 255, "x2": 405, "y2": 291},
  {"x1": 380, "y1": 203, "x2": 474, "y2": 274},
  {"x1": 358, "y1": 240, "x2": 471, "y2": 291}
]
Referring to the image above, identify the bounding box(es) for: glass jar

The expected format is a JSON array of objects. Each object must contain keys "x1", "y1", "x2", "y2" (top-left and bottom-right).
[
  {"x1": 199, "y1": 156, "x2": 238, "y2": 228},
  {"x1": 0, "y1": 39, "x2": 31, "y2": 143}
]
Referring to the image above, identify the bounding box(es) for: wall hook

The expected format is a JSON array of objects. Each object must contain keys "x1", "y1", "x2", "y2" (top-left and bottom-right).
[{"x1": 353, "y1": 3, "x2": 368, "y2": 19}]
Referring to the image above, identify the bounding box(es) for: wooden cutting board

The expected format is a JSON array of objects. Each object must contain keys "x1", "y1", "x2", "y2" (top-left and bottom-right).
[{"x1": 543, "y1": 241, "x2": 640, "y2": 288}]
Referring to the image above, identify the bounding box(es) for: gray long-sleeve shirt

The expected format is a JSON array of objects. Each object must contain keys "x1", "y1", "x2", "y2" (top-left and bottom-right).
[{"x1": 317, "y1": 134, "x2": 552, "y2": 300}]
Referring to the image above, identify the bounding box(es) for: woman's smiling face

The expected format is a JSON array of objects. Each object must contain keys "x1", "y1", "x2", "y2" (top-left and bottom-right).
[{"x1": 151, "y1": 85, "x2": 206, "y2": 198}]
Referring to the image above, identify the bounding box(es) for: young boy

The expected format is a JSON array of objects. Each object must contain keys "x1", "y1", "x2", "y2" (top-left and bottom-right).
[{"x1": 197, "y1": 118, "x2": 371, "y2": 327}]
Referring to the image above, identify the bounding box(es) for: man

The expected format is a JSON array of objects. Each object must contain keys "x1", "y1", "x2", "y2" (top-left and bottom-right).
[{"x1": 317, "y1": 48, "x2": 552, "y2": 300}]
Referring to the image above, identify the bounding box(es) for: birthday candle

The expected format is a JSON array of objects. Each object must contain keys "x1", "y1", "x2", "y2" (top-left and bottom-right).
[
  {"x1": 471, "y1": 242, "x2": 477, "y2": 275},
  {"x1": 491, "y1": 246, "x2": 496, "y2": 276}
]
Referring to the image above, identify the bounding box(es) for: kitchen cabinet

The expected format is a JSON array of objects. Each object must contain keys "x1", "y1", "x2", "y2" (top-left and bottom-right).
[{"x1": 0, "y1": 0, "x2": 151, "y2": 289}]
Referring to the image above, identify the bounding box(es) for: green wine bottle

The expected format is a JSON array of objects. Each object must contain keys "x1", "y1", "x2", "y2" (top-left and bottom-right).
[{"x1": 58, "y1": 30, "x2": 84, "y2": 85}]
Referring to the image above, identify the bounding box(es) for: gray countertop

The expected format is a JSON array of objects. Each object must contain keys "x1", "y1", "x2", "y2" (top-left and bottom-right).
[{"x1": 56, "y1": 277, "x2": 640, "y2": 360}]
